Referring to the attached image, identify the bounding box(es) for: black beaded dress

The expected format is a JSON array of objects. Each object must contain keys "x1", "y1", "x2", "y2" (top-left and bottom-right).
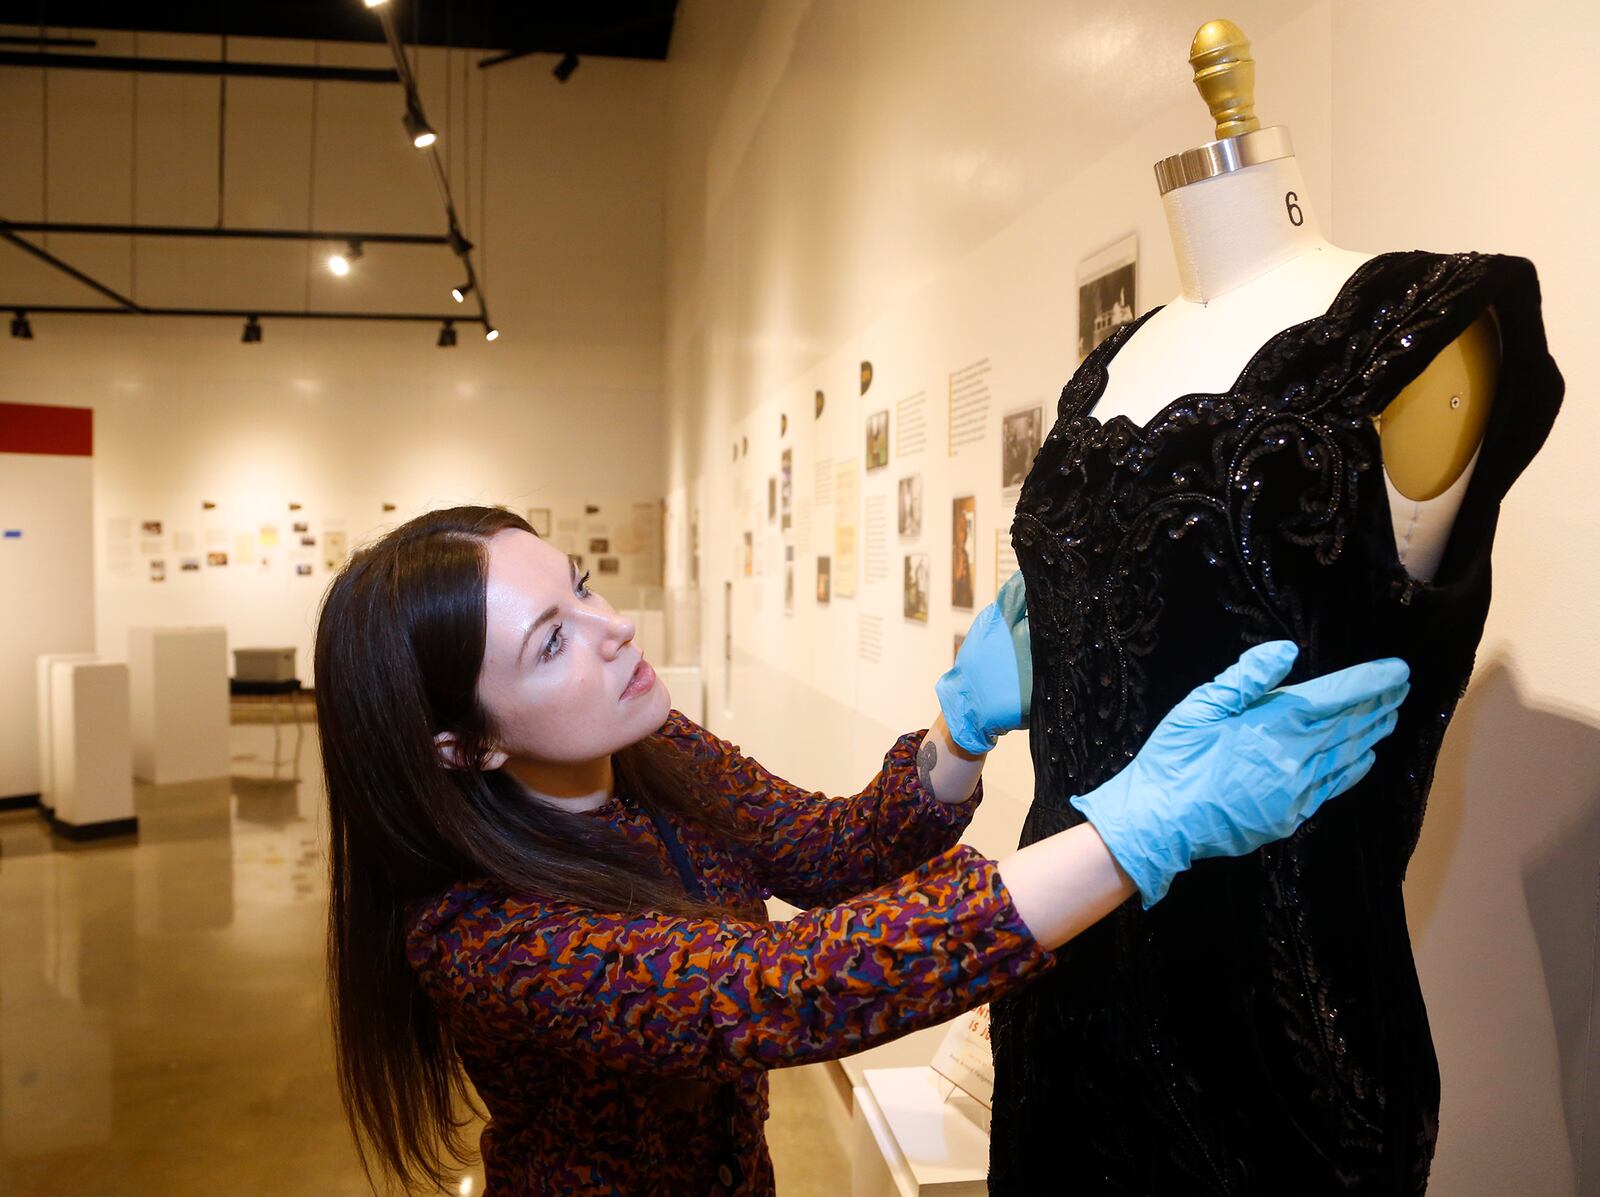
[{"x1": 990, "y1": 252, "x2": 1562, "y2": 1194}]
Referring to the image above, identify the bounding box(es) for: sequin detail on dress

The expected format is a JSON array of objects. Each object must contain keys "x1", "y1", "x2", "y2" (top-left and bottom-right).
[{"x1": 990, "y1": 252, "x2": 1563, "y2": 1194}]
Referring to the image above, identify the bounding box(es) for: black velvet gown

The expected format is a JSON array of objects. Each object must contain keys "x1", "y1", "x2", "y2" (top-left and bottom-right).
[{"x1": 991, "y1": 252, "x2": 1563, "y2": 1193}]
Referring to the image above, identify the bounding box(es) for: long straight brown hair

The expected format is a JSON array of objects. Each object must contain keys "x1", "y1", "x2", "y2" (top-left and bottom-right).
[{"x1": 315, "y1": 505, "x2": 741, "y2": 1194}]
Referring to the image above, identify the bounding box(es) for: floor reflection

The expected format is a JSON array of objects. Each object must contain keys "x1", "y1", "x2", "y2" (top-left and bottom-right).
[{"x1": 0, "y1": 723, "x2": 489, "y2": 1196}]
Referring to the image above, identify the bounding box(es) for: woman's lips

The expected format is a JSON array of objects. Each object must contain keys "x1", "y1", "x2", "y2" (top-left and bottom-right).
[{"x1": 621, "y1": 658, "x2": 655, "y2": 701}]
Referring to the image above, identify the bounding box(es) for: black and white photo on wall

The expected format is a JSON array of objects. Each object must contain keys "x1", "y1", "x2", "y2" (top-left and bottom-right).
[
  {"x1": 903, "y1": 553, "x2": 929, "y2": 623},
  {"x1": 951, "y1": 496, "x2": 976, "y2": 610},
  {"x1": 781, "y1": 450, "x2": 793, "y2": 531},
  {"x1": 1002, "y1": 407, "x2": 1043, "y2": 490},
  {"x1": 898, "y1": 475, "x2": 922, "y2": 538},
  {"x1": 865, "y1": 410, "x2": 890, "y2": 471},
  {"x1": 1077, "y1": 233, "x2": 1138, "y2": 361}
]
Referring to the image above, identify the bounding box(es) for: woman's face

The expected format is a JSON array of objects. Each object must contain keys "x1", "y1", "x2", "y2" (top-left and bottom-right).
[{"x1": 473, "y1": 528, "x2": 670, "y2": 765}]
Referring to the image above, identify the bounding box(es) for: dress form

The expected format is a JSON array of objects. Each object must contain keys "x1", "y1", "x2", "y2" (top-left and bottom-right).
[{"x1": 1094, "y1": 21, "x2": 1497, "y2": 580}]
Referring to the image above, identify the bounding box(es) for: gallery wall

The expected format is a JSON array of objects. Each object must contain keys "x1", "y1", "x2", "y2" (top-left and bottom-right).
[
  {"x1": 0, "y1": 31, "x2": 670, "y2": 679},
  {"x1": 662, "y1": 2, "x2": 1600, "y2": 1192}
]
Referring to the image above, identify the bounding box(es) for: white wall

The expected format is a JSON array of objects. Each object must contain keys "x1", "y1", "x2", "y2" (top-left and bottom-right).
[
  {"x1": 0, "y1": 29, "x2": 668, "y2": 678},
  {"x1": 663, "y1": 2, "x2": 1600, "y2": 1191}
]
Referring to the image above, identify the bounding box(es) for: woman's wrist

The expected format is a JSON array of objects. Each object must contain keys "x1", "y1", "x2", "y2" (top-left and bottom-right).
[{"x1": 918, "y1": 715, "x2": 987, "y2": 804}]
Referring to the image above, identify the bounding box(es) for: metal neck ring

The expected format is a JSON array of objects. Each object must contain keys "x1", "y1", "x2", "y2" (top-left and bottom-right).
[{"x1": 1153, "y1": 125, "x2": 1295, "y2": 196}]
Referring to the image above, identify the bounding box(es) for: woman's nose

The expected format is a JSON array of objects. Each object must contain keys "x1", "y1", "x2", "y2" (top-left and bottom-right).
[{"x1": 573, "y1": 606, "x2": 634, "y2": 655}]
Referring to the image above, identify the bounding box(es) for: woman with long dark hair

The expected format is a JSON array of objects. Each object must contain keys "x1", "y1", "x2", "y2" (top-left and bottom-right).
[{"x1": 316, "y1": 505, "x2": 1408, "y2": 1194}]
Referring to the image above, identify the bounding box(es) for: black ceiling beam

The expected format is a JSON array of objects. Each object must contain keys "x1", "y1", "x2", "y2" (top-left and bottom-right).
[
  {"x1": 0, "y1": 33, "x2": 93, "y2": 46},
  {"x1": 0, "y1": 224, "x2": 137, "y2": 310},
  {"x1": 0, "y1": 48, "x2": 398, "y2": 82},
  {"x1": 5, "y1": 221, "x2": 448, "y2": 246},
  {"x1": 4, "y1": 304, "x2": 484, "y2": 325}
]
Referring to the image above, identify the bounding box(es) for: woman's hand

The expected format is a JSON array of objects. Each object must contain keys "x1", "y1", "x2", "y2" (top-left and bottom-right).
[
  {"x1": 936, "y1": 571, "x2": 1031, "y2": 754},
  {"x1": 1070, "y1": 640, "x2": 1410, "y2": 908}
]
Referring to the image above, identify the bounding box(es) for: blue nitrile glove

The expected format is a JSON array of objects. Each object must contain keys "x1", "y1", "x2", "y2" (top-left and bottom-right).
[
  {"x1": 1071, "y1": 640, "x2": 1410, "y2": 908},
  {"x1": 935, "y1": 571, "x2": 1032, "y2": 754}
]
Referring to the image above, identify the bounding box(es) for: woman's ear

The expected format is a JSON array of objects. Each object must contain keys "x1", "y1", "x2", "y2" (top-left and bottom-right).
[{"x1": 433, "y1": 731, "x2": 509, "y2": 771}]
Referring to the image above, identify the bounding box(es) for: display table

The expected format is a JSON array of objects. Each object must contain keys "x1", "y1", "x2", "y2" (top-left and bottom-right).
[
  {"x1": 34, "y1": 651, "x2": 101, "y2": 815},
  {"x1": 228, "y1": 678, "x2": 308, "y2": 778},
  {"x1": 851, "y1": 1067, "x2": 989, "y2": 1197},
  {"x1": 47, "y1": 660, "x2": 136, "y2": 839},
  {"x1": 128, "y1": 625, "x2": 230, "y2": 784}
]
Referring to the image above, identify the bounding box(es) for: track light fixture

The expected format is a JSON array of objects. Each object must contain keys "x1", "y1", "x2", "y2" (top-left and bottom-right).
[
  {"x1": 437, "y1": 320, "x2": 457, "y2": 348},
  {"x1": 485, "y1": 326, "x2": 499, "y2": 342},
  {"x1": 241, "y1": 314, "x2": 262, "y2": 343},
  {"x1": 10, "y1": 310, "x2": 33, "y2": 339},
  {"x1": 451, "y1": 280, "x2": 473, "y2": 304},
  {"x1": 554, "y1": 52, "x2": 580, "y2": 83},
  {"x1": 327, "y1": 240, "x2": 363, "y2": 277},
  {"x1": 403, "y1": 96, "x2": 437, "y2": 149},
  {"x1": 362, "y1": 0, "x2": 389, "y2": 7}
]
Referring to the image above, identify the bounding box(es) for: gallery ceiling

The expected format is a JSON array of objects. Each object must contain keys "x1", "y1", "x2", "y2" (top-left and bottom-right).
[{"x1": 0, "y1": 1, "x2": 679, "y2": 60}]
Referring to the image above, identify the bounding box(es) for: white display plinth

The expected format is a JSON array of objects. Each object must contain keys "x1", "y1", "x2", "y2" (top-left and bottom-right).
[
  {"x1": 35, "y1": 652, "x2": 100, "y2": 812},
  {"x1": 851, "y1": 1068, "x2": 989, "y2": 1197},
  {"x1": 656, "y1": 666, "x2": 703, "y2": 725},
  {"x1": 127, "y1": 626, "x2": 230, "y2": 784},
  {"x1": 48, "y1": 661, "x2": 136, "y2": 836}
]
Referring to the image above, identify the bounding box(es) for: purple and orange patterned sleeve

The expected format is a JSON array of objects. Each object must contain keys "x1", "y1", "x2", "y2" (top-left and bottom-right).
[
  {"x1": 408, "y1": 845, "x2": 1051, "y2": 1079},
  {"x1": 658, "y1": 711, "x2": 982, "y2": 908}
]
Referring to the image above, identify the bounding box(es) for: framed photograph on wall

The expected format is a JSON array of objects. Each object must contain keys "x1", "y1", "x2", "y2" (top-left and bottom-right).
[
  {"x1": 1001, "y1": 407, "x2": 1043, "y2": 491},
  {"x1": 527, "y1": 508, "x2": 553, "y2": 537},
  {"x1": 1077, "y1": 233, "x2": 1138, "y2": 361},
  {"x1": 898, "y1": 475, "x2": 922, "y2": 538},
  {"x1": 951, "y1": 496, "x2": 976, "y2": 610},
  {"x1": 903, "y1": 554, "x2": 929, "y2": 623},
  {"x1": 865, "y1": 410, "x2": 889, "y2": 471}
]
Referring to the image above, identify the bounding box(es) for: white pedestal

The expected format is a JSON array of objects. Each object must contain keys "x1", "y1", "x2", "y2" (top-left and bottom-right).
[
  {"x1": 35, "y1": 652, "x2": 100, "y2": 812},
  {"x1": 48, "y1": 660, "x2": 136, "y2": 837},
  {"x1": 656, "y1": 666, "x2": 703, "y2": 725},
  {"x1": 851, "y1": 1068, "x2": 989, "y2": 1197},
  {"x1": 127, "y1": 626, "x2": 230, "y2": 784}
]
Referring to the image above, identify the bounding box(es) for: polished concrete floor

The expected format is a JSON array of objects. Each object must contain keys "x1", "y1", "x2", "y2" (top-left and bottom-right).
[{"x1": 0, "y1": 723, "x2": 852, "y2": 1195}]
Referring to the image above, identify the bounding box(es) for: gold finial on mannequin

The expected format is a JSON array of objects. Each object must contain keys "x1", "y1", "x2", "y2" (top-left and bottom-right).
[{"x1": 1189, "y1": 19, "x2": 1259, "y2": 138}]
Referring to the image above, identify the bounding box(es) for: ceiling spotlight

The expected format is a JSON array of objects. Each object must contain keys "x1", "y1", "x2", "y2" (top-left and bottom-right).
[
  {"x1": 451, "y1": 280, "x2": 474, "y2": 304},
  {"x1": 363, "y1": 0, "x2": 389, "y2": 7},
  {"x1": 437, "y1": 320, "x2": 457, "y2": 348},
  {"x1": 10, "y1": 310, "x2": 33, "y2": 339},
  {"x1": 403, "y1": 97, "x2": 437, "y2": 149},
  {"x1": 553, "y1": 52, "x2": 580, "y2": 83},
  {"x1": 241, "y1": 315, "x2": 262, "y2": 344},
  {"x1": 484, "y1": 326, "x2": 499, "y2": 342},
  {"x1": 327, "y1": 240, "x2": 363, "y2": 277}
]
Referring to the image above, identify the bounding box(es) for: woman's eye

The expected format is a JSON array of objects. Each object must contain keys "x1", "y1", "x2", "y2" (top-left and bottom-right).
[
  {"x1": 577, "y1": 570, "x2": 592, "y2": 598},
  {"x1": 540, "y1": 625, "x2": 564, "y2": 662}
]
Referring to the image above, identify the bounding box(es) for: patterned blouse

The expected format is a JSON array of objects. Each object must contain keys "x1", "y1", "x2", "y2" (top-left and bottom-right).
[{"x1": 406, "y1": 711, "x2": 1054, "y2": 1195}]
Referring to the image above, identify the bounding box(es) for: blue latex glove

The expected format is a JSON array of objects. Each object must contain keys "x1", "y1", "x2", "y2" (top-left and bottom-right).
[
  {"x1": 936, "y1": 571, "x2": 1032, "y2": 754},
  {"x1": 1071, "y1": 640, "x2": 1410, "y2": 908}
]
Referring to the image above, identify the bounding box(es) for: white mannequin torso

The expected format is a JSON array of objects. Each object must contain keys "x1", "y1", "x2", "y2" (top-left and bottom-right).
[{"x1": 1093, "y1": 155, "x2": 1480, "y2": 581}]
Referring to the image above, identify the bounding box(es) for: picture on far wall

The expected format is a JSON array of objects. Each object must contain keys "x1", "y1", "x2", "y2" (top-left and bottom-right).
[
  {"x1": 816, "y1": 556, "x2": 832, "y2": 604},
  {"x1": 1077, "y1": 233, "x2": 1138, "y2": 361},
  {"x1": 598, "y1": 557, "x2": 620, "y2": 575},
  {"x1": 180, "y1": 558, "x2": 201, "y2": 572},
  {"x1": 1002, "y1": 407, "x2": 1043, "y2": 490},
  {"x1": 951, "y1": 496, "x2": 976, "y2": 610},
  {"x1": 324, "y1": 530, "x2": 350, "y2": 572},
  {"x1": 865, "y1": 410, "x2": 890, "y2": 471},
  {"x1": 527, "y1": 508, "x2": 553, "y2": 537},
  {"x1": 589, "y1": 538, "x2": 610, "y2": 554},
  {"x1": 292, "y1": 521, "x2": 310, "y2": 534},
  {"x1": 149, "y1": 559, "x2": 166, "y2": 582},
  {"x1": 767, "y1": 477, "x2": 777, "y2": 523},
  {"x1": 898, "y1": 475, "x2": 922, "y2": 538},
  {"x1": 781, "y1": 450, "x2": 793, "y2": 532},
  {"x1": 207, "y1": 551, "x2": 229, "y2": 568},
  {"x1": 903, "y1": 554, "x2": 929, "y2": 623},
  {"x1": 141, "y1": 520, "x2": 163, "y2": 536},
  {"x1": 295, "y1": 563, "x2": 315, "y2": 577},
  {"x1": 784, "y1": 545, "x2": 795, "y2": 614}
]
